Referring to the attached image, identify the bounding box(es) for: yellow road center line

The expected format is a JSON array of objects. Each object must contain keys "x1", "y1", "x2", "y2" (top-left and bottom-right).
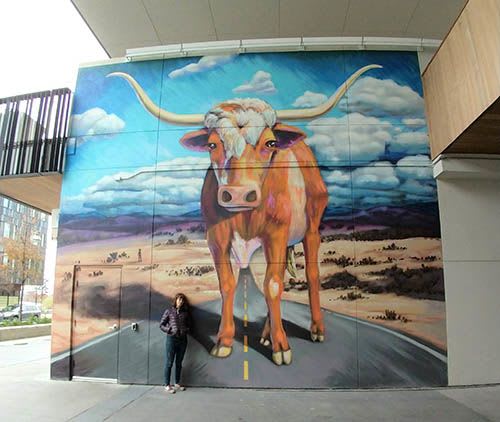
[
  {"x1": 243, "y1": 360, "x2": 249, "y2": 380},
  {"x1": 244, "y1": 314, "x2": 248, "y2": 327},
  {"x1": 243, "y1": 335, "x2": 248, "y2": 352},
  {"x1": 244, "y1": 302, "x2": 247, "y2": 310}
]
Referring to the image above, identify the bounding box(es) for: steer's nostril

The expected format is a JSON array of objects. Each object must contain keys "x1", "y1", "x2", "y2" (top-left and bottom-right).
[
  {"x1": 245, "y1": 190, "x2": 257, "y2": 203},
  {"x1": 221, "y1": 190, "x2": 232, "y2": 203}
]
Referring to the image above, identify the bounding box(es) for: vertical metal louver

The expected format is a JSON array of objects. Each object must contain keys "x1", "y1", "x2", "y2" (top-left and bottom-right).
[{"x1": 0, "y1": 89, "x2": 72, "y2": 176}]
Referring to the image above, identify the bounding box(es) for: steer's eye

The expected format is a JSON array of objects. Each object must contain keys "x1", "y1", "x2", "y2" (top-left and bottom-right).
[
  {"x1": 207, "y1": 142, "x2": 217, "y2": 150},
  {"x1": 265, "y1": 140, "x2": 277, "y2": 148}
]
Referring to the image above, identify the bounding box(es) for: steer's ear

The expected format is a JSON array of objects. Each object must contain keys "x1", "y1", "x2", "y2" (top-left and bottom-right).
[
  {"x1": 273, "y1": 123, "x2": 306, "y2": 148},
  {"x1": 179, "y1": 129, "x2": 210, "y2": 151}
]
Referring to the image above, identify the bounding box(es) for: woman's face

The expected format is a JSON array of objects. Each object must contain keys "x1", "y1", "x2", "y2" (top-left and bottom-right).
[{"x1": 175, "y1": 296, "x2": 184, "y2": 308}]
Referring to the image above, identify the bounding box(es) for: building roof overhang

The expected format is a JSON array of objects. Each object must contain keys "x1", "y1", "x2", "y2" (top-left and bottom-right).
[{"x1": 71, "y1": 0, "x2": 467, "y2": 58}]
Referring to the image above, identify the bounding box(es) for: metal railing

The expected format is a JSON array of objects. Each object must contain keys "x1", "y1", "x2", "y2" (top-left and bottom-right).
[{"x1": 0, "y1": 88, "x2": 72, "y2": 176}]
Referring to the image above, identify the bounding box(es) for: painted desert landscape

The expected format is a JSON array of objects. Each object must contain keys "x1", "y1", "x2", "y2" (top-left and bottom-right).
[{"x1": 52, "y1": 200, "x2": 446, "y2": 354}]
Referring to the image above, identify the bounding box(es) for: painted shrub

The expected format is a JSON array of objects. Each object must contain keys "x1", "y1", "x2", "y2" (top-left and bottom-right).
[{"x1": 51, "y1": 51, "x2": 447, "y2": 388}]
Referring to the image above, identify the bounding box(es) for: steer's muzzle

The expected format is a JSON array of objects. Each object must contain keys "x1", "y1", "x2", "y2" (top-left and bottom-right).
[{"x1": 217, "y1": 185, "x2": 261, "y2": 211}]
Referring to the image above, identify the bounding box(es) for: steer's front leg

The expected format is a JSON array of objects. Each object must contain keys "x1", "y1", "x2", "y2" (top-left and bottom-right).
[
  {"x1": 262, "y1": 228, "x2": 292, "y2": 366},
  {"x1": 208, "y1": 225, "x2": 237, "y2": 358}
]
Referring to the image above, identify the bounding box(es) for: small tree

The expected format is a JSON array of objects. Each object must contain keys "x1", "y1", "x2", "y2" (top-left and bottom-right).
[{"x1": 0, "y1": 231, "x2": 43, "y2": 321}]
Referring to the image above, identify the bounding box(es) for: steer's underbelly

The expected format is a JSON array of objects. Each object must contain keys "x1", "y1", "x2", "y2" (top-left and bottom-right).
[{"x1": 231, "y1": 232, "x2": 261, "y2": 269}]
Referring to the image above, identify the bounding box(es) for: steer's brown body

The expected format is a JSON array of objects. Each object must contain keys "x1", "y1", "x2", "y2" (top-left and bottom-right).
[
  {"x1": 109, "y1": 63, "x2": 380, "y2": 365},
  {"x1": 200, "y1": 137, "x2": 327, "y2": 364}
]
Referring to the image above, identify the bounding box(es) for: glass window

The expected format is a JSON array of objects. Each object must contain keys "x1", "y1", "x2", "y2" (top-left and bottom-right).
[{"x1": 3, "y1": 222, "x2": 10, "y2": 238}]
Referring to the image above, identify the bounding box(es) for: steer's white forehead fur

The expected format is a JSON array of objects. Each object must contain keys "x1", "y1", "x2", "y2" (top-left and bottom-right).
[{"x1": 204, "y1": 98, "x2": 277, "y2": 160}]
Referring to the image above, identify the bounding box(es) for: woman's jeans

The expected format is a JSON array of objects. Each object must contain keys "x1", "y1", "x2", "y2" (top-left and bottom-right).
[{"x1": 164, "y1": 335, "x2": 187, "y2": 385}]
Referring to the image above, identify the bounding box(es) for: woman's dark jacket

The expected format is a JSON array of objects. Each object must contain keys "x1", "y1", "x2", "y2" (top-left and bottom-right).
[{"x1": 160, "y1": 305, "x2": 191, "y2": 337}]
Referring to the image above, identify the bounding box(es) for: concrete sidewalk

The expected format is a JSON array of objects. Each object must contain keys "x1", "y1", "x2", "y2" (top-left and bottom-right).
[{"x1": 0, "y1": 336, "x2": 499, "y2": 422}]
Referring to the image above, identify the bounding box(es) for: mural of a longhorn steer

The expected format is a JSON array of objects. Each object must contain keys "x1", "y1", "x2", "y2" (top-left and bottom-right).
[{"x1": 109, "y1": 64, "x2": 380, "y2": 365}]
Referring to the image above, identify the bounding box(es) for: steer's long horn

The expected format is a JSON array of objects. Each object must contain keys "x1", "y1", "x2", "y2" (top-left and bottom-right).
[
  {"x1": 107, "y1": 72, "x2": 205, "y2": 126},
  {"x1": 276, "y1": 64, "x2": 382, "y2": 121}
]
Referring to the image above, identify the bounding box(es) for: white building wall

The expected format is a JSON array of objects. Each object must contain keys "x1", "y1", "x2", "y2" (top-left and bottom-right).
[{"x1": 435, "y1": 156, "x2": 500, "y2": 385}]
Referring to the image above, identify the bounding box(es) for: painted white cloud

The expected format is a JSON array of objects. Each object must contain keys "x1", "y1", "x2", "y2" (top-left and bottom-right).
[
  {"x1": 389, "y1": 131, "x2": 429, "y2": 155},
  {"x1": 233, "y1": 71, "x2": 276, "y2": 94},
  {"x1": 320, "y1": 169, "x2": 352, "y2": 208},
  {"x1": 157, "y1": 156, "x2": 211, "y2": 176},
  {"x1": 399, "y1": 180, "x2": 435, "y2": 196},
  {"x1": 397, "y1": 154, "x2": 431, "y2": 166},
  {"x1": 355, "y1": 193, "x2": 401, "y2": 207},
  {"x1": 168, "y1": 55, "x2": 235, "y2": 79},
  {"x1": 306, "y1": 113, "x2": 389, "y2": 163},
  {"x1": 324, "y1": 169, "x2": 351, "y2": 186},
  {"x1": 352, "y1": 163, "x2": 400, "y2": 190},
  {"x1": 320, "y1": 159, "x2": 437, "y2": 210},
  {"x1": 402, "y1": 118, "x2": 426, "y2": 125},
  {"x1": 292, "y1": 91, "x2": 327, "y2": 107},
  {"x1": 66, "y1": 157, "x2": 209, "y2": 216},
  {"x1": 71, "y1": 107, "x2": 125, "y2": 136},
  {"x1": 342, "y1": 77, "x2": 425, "y2": 117},
  {"x1": 396, "y1": 155, "x2": 433, "y2": 181}
]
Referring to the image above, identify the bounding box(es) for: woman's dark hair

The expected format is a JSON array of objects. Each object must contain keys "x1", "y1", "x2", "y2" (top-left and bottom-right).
[{"x1": 172, "y1": 293, "x2": 189, "y2": 309}]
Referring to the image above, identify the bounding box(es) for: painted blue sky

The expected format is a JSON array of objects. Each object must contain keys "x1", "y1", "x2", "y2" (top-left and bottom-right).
[{"x1": 61, "y1": 51, "x2": 436, "y2": 217}]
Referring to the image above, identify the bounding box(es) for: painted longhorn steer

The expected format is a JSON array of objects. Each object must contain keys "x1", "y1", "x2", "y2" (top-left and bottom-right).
[{"x1": 108, "y1": 64, "x2": 380, "y2": 365}]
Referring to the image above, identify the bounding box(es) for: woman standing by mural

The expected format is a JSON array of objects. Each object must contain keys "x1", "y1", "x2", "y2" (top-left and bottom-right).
[{"x1": 160, "y1": 293, "x2": 191, "y2": 393}]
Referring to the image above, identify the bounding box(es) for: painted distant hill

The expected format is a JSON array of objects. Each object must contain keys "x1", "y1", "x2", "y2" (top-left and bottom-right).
[
  {"x1": 58, "y1": 211, "x2": 204, "y2": 246},
  {"x1": 324, "y1": 202, "x2": 439, "y2": 227},
  {"x1": 58, "y1": 203, "x2": 441, "y2": 246},
  {"x1": 321, "y1": 202, "x2": 441, "y2": 239}
]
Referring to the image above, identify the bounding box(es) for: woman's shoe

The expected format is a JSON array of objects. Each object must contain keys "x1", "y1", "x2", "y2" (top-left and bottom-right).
[
  {"x1": 174, "y1": 384, "x2": 186, "y2": 391},
  {"x1": 165, "y1": 385, "x2": 176, "y2": 394}
]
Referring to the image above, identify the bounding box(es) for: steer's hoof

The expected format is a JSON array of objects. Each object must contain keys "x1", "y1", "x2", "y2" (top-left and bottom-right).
[
  {"x1": 210, "y1": 345, "x2": 232, "y2": 358},
  {"x1": 259, "y1": 337, "x2": 271, "y2": 347},
  {"x1": 272, "y1": 349, "x2": 292, "y2": 366},
  {"x1": 311, "y1": 332, "x2": 325, "y2": 343}
]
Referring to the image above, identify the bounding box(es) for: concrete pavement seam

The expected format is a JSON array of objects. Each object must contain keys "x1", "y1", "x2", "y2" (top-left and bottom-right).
[
  {"x1": 102, "y1": 386, "x2": 155, "y2": 421},
  {"x1": 67, "y1": 385, "x2": 154, "y2": 422},
  {"x1": 436, "y1": 390, "x2": 496, "y2": 422}
]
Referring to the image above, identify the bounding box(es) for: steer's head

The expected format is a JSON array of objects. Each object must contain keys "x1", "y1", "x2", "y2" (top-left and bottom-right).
[
  {"x1": 107, "y1": 64, "x2": 381, "y2": 212},
  {"x1": 179, "y1": 100, "x2": 305, "y2": 211}
]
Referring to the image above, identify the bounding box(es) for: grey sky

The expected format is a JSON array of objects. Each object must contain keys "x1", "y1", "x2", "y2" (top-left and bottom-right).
[
  {"x1": 0, "y1": 0, "x2": 107, "y2": 98},
  {"x1": 0, "y1": 0, "x2": 106, "y2": 292}
]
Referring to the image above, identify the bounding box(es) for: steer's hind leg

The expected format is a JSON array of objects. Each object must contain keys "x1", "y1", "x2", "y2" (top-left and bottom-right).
[
  {"x1": 263, "y1": 230, "x2": 292, "y2": 365},
  {"x1": 303, "y1": 230, "x2": 325, "y2": 342},
  {"x1": 259, "y1": 315, "x2": 271, "y2": 347},
  {"x1": 298, "y1": 148, "x2": 328, "y2": 343},
  {"x1": 208, "y1": 225, "x2": 237, "y2": 358}
]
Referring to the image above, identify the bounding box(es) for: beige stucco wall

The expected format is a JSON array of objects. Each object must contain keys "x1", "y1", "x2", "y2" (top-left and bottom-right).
[{"x1": 435, "y1": 157, "x2": 500, "y2": 385}]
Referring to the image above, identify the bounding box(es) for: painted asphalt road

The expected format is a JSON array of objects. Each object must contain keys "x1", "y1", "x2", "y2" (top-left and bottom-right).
[{"x1": 59, "y1": 268, "x2": 447, "y2": 388}]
